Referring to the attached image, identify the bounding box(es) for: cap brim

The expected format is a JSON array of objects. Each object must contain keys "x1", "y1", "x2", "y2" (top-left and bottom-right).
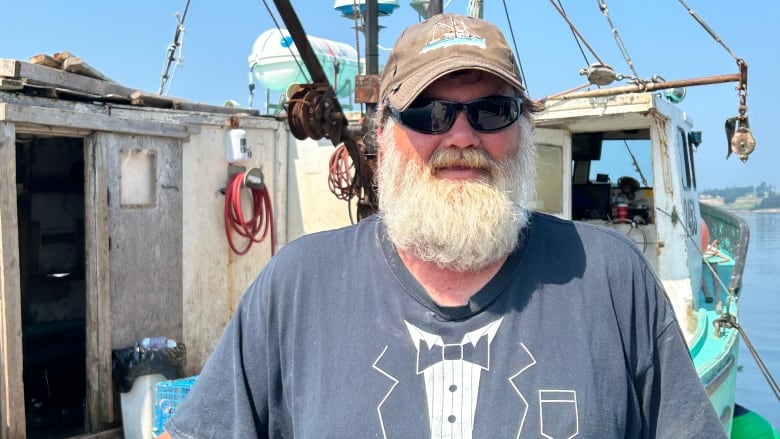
[{"x1": 387, "y1": 55, "x2": 525, "y2": 111}]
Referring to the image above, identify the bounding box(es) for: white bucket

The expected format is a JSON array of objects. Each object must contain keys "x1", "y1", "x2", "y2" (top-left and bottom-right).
[{"x1": 120, "y1": 373, "x2": 166, "y2": 439}]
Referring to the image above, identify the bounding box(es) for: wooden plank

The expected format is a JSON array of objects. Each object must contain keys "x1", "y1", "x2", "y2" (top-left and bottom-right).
[
  {"x1": 54, "y1": 52, "x2": 114, "y2": 81},
  {"x1": 174, "y1": 101, "x2": 261, "y2": 116},
  {"x1": 0, "y1": 103, "x2": 192, "y2": 139},
  {"x1": 62, "y1": 56, "x2": 114, "y2": 82},
  {"x1": 0, "y1": 58, "x2": 137, "y2": 99},
  {"x1": 0, "y1": 122, "x2": 27, "y2": 438},
  {"x1": 130, "y1": 90, "x2": 180, "y2": 108},
  {"x1": 0, "y1": 78, "x2": 23, "y2": 90},
  {"x1": 29, "y1": 53, "x2": 62, "y2": 69},
  {"x1": 0, "y1": 59, "x2": 21, "y2": 78},
  {"x1": 84, "y1": 134, "x2": 116, "y2": 430}
]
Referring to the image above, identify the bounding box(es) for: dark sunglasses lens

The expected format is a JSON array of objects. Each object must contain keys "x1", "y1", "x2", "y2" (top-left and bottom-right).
[
  {"x1": 392, "y1": 97, "x2": 521, "y2": 134},
  {"x1": 400, "y1": 100, "x2": 454, "y2": 134},
  {"x1": 468, "y1": 98, "x2": 520, "y2": 132}
]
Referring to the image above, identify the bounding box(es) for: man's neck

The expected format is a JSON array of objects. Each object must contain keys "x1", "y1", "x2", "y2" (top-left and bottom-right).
[{"x1": 396, "y1": 248, "x2": 507, "y2": 307}]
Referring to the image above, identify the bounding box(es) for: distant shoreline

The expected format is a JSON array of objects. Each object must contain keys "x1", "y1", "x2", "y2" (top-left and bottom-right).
[{"x1": 735, "y1": 209, "x2": 780, "y2": 213}]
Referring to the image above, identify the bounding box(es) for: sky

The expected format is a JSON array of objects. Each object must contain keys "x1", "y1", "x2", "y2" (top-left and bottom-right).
[{"x1": 2, "y1": 0, "x2": 777, "y2": 191}]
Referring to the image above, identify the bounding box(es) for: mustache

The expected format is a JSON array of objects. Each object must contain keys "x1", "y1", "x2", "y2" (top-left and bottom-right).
[{"x1": 428, "y1": 148, "x2": 495, "y2": 172}]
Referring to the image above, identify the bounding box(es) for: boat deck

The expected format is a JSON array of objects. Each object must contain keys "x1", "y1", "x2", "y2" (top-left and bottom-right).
[{"x1": 691, "y1": 248, "x2": 740, "y2": 428}]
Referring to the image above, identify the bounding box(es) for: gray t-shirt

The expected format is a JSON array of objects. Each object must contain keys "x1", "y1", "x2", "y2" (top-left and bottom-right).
[{"x1": 167, "y1": 213, "x2": 726, "y2": 438}]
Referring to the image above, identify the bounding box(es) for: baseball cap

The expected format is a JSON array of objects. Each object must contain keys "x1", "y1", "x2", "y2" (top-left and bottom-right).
[{"x1": 380, "y1": 13, "x2": 525, "y2": 111}]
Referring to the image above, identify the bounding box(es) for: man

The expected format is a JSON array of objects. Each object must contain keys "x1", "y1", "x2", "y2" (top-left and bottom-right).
[{"x1": 163, "y1": 13, "x2": 726, "y2": 438}]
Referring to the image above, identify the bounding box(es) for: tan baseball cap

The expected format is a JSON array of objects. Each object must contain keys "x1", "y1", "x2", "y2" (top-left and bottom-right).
[{"x1": 380, "y1": 13, "x2": 525, "y2": 111}]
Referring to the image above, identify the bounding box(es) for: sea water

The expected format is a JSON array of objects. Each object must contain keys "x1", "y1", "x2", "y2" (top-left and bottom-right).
[{"x1": 732, "y1": 211, "x2": 780, "y2": 429}]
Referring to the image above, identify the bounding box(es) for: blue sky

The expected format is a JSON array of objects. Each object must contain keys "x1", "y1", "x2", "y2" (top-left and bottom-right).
[{"x1": 2, "y1": 0, "x2": 777, "y2": 190}]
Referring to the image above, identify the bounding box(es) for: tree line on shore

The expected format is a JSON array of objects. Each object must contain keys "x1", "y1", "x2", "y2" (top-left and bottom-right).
[{"x1": 701, "y1": 182, "x2": 780, "y2": 209}]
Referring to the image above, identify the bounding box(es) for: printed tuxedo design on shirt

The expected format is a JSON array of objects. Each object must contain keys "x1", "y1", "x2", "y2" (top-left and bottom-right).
[{"x1": 372, "y1": 317, "x2": 580, "y2": 438}]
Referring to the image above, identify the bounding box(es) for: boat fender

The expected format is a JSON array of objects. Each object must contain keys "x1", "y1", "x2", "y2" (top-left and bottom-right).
[
  {"x1": 730, "y1": 404, "x2": 779, "y2": 439},
  {"x1": 701, "y1": 220, "x2": 710, "y2": 253}
]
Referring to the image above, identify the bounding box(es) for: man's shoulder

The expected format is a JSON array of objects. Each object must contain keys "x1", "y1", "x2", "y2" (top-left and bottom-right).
[
  {"x1": 528, "y1": 211, "x2": 643, "y2": 255},
  {"x1": 278, "y1": 214, "x2": 382, "y2": 257}
]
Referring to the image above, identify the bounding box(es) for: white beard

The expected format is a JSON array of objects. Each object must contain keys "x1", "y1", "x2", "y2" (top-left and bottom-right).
[{"x1": 377, "y1": 118, "x2": 537, "y2": 272}]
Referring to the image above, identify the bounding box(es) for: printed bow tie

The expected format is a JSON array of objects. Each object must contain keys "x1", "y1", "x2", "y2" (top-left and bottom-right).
[{"x1": 417, "y1": 334, "x2": 490, "y2": 371}]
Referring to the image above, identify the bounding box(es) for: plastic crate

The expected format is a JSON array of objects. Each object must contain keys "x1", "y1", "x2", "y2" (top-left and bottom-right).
[{"x1": 152, "y1": 375, "x2": 198, "y2": 437}]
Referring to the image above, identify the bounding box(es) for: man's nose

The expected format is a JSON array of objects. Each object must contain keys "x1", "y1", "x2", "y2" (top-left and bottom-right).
[{"x1": 444, "y1": 111, "x2": 479, "y2": 148}]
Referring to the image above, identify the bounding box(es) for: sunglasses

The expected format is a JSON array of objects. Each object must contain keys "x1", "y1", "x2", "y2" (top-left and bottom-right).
[{"x1": 388, "y1": 96, "x2": 522, "y2": 134}]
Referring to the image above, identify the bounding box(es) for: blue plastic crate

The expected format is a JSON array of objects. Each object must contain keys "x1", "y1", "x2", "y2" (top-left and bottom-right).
[{"x1": 153, "y1": 375, "x2": 198, "y2": 436}]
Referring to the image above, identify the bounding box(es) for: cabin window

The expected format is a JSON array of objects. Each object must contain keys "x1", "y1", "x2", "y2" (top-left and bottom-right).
[
  {"x1": 120, "y1": 148, "x2": 157, "y2": 207},
  {"x1": 571, "y1": 133, "x2": 654, "y2": 224},
  {"x1": 589, "y1": 138, "x2": 653, "y2": 188},
  {"x1": 677, "y1": 127, "x2": 696, "y2": 190},
  {"x1": 535, "y1": 144, "x2": 564, "y2": 214}
]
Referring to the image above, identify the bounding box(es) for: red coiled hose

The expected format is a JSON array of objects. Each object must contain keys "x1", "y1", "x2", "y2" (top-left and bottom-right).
[{"x1": 223, "y1": 171, "x2": 275, "y2": 256}]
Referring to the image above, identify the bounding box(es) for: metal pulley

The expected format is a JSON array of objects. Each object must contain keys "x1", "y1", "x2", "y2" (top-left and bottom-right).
[
  {"x1": 285, "y1": 83, "x2": 345, "y2": 144},
  {"x1": 725, "y1": 116, "x2": 756, "y2": 163},
  {"x1": 580, "y1": 63, "x2": 618, "y2": 86},
  {"x1": 724, "y1": 59, "x2": 756, "y2": 163}
]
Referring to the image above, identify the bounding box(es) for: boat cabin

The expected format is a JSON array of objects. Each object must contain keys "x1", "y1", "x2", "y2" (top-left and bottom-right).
[
  {"x1": 532, "y1": 93, "x2": 706, "y2": 321},
  {"x1": 0, "y1": 58, "x2": 351, "y2": 438}
]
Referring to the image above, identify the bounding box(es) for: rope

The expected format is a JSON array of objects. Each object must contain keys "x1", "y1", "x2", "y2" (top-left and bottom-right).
[
  {"x1": 328, "y1": 143, "x2": 358, "y2": 201},
  {"x1": 713, "y1": 313, "x2": 780, "y2": 402},
  {"x1": 223, "y1": 171, "x2": 275, "y2": 256}
]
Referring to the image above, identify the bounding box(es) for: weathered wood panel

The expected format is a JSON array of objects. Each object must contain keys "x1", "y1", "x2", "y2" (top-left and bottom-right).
[
  {"x1": 102, "y1": 133, "x2": 184, "y2": 349},
  {"x1": 84, "y1": 134, "x2": 115, "y2": 430},
  {"x1": 0, "y1": 122, "x2": 26, "y2": 438},
  {"x1": 0, "y1": 103, "x2": 191, "y2": 139}
]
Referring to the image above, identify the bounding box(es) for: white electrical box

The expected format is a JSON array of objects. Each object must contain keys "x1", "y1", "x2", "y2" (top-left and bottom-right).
[{"x1": 226, "y1": 129, "x2": 252, "y2": 163}]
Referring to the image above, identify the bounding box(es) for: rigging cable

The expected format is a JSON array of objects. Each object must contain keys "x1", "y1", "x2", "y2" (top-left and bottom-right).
[
  {"x1": 596, "y1": 0, "x2": 639, "y2": 80},
  {"x1": 158, "y1": 0, "x2": 192, "y2": 95},
  {"x1": 260, "y1": 0, "x2": 311, "y2": 83},
  {"x1": 676, "y1": 0, "x2": 742, "y2": 61},
  {"x1": 557, "y1": 0, "x2": 591, "y2": 68},
  {"x1": 224, "y1": 170, "x2": 275, "y2": 256},
  {"x1": 622, "y1": 140, "x2": 649, "y2": 187},
  {"x1": 549, "y1": 0, "x2": 606, "y2": 66},
  {"x1": 500, "y1": 0, "x2": 528, "y2": 90}
]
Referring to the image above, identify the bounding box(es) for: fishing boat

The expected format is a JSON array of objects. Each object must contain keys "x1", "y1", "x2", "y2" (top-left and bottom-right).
[{"x1": 0, "y1": 1, "x2": 775, "y2": 438}]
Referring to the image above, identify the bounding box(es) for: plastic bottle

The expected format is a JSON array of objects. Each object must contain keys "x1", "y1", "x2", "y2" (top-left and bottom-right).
[{"x1": 140, "y1": 337, "x2": 177, "y2": 350}]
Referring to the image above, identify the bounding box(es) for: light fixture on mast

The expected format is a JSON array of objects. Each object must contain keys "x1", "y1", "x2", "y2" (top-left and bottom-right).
[{"x1": 334, "y1": 0, "x2": 399, "y2": 20}]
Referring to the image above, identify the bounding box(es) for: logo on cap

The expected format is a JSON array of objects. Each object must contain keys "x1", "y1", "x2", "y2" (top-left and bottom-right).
[{"x1": 420, "y1": 17, "x2": 486, "y2": 54}]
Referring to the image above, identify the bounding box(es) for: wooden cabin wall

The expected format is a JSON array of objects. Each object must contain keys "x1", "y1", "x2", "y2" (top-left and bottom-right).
[
  {"x1": 179, "y1": 121, "x2": 354, "y2": 373},
  {"x1": 0, "y1": 121, "x2": 26, "y2": 439},
  {"x1": 180, "y1": 121, "x2": 287, "y2": 374}
]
